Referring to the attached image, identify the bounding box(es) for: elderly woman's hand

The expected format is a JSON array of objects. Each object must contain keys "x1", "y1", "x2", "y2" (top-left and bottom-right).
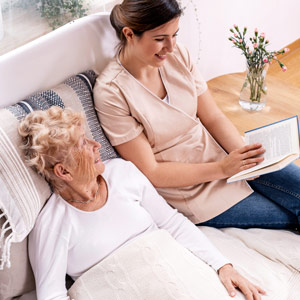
[{"x1": 217, "y1": 264, "x2": 266, "y2": 300}]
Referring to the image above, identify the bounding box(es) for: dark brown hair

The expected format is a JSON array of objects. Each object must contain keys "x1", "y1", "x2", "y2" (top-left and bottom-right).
[{"x1": 110, "y1": 0, "x2": 182, "y2": 51}]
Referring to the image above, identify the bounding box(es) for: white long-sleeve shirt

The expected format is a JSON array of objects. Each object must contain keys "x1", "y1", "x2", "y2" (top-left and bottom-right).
[{"x1": 29, "y1": 158, "x2": 230, "y2": 300}]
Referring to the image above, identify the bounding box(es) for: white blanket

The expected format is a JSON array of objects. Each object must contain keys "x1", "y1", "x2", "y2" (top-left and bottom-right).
[{"x1": 68, "y1": 227, "x2": 300, "y2": 300}]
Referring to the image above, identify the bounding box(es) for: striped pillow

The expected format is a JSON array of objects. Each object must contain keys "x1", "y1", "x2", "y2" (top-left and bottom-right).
[
  {"x1": 0, "y1": 70, "x2": 117, "y2": 297},
  {"x1": 7, "y1": 70, "x2": 117, "y2": 162}
]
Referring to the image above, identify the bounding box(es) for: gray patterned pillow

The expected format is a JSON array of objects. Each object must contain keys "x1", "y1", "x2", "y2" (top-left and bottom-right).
[
  {"x1": 8, "y1": 70, "x2": 118, "y2": 162},
  {"x1": 0, "y1": 70, "x2": 117, "y2": 298}
]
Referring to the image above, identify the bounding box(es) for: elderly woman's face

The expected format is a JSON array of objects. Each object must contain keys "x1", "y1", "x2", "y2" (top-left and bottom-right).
[{"x1": 71, "y1": 130, "x2": 105, "y2": 181}]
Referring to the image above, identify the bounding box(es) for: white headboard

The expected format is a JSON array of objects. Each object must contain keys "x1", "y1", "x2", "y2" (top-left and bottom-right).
[{"x1": 0, "y1": 12, "x2": 119, "y2": 108}]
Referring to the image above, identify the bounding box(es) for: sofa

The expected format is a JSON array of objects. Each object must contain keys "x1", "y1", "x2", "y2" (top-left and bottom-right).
[{"x1": 0, "y1": 12, "x2": 299, "y2": 300}]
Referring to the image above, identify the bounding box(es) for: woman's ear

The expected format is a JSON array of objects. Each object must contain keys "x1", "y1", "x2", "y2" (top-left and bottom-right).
[
  {"x1": 54, "y1": 163, "x2": 73, "y2": 182},
  {"x1": 122, "y1": 27, "x2": 135, "y2": 42}
]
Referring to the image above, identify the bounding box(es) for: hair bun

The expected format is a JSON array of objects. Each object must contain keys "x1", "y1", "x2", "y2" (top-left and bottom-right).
[{"x1": 110, "y1": 4, "x2": 125, "y2": 38}]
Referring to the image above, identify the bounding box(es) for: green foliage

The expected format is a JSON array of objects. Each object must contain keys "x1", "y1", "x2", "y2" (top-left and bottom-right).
[
  {"x1": 38, "y1": 0, "x2": 88, "y2": 29},
  {"x1": 2, "y1": 0, "x2": 89, "y2": 30}
]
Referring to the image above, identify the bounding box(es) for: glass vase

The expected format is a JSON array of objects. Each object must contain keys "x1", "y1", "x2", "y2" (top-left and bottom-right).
[{"x1": 239, "y1": 63, "x2": 268, "y2": 111}]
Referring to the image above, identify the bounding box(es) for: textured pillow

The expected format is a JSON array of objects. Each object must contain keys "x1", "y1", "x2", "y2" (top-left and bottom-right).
[
  {"x1": 0, "y1": 70, "x2": 117, "y2": 298},
  {"x1": 7, "y1": 70, "x2": 117, "y2": 162}
]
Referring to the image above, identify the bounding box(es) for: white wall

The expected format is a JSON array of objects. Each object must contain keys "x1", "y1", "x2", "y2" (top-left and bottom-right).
[
  {"x1": 0, "y1": 3, "x2": 4, "y2": 41},
  {"x1": 178, "y1": 0, "x2": 300, "y2": 80}
]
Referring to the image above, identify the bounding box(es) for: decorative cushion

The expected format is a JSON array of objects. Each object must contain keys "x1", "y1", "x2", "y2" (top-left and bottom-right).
[{"x1": 0, "y1": 70, "x2": 117, "y2": 298}]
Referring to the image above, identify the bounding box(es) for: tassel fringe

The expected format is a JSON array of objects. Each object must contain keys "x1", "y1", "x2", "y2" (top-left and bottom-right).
[{"x1": 0, "y1": 213, "x2": 13, "y2": 269}]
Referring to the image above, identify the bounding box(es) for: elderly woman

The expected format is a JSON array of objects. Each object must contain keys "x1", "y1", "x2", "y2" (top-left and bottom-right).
[{"x1": 19, "y1": 107, "x2": 265, "y2": 300}]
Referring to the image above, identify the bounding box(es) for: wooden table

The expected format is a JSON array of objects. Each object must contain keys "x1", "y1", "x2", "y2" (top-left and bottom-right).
[{"x1": 208, "y1": 72, "x2": 300, "y2": 166}]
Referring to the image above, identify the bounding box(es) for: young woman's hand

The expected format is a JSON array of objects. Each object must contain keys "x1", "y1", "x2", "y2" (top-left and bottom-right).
[
  {"x1": 219, "y1": 143, "x2": 265, "y2": 178},
  {"x1": 218, "y1": 264, "x2": 266, "y2": 300}
]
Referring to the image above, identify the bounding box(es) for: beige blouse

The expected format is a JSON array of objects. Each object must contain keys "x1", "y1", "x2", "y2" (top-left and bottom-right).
[{"x1": 94, "y1": 43, "x2": 252, "y2": 223}]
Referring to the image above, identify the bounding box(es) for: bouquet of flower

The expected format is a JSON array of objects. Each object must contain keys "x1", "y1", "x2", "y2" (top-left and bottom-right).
[{"x1": 228, "y1": 25, "x2": 289, "y2": 105}]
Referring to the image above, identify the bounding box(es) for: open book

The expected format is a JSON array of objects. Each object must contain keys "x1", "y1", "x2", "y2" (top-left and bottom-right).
[{"x1": 227, "y1": 115, "x2": 300, "y2": 183}]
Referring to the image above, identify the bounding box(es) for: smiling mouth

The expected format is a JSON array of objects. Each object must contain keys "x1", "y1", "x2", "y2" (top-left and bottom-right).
[{"x1": 155, "y1": 54, "x2": 167, "y2": 60}]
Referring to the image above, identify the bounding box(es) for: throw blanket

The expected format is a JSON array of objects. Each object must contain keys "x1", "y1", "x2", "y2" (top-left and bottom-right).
[{"x1": 68, "y1": 228, "x2": 300, "y2": 300}]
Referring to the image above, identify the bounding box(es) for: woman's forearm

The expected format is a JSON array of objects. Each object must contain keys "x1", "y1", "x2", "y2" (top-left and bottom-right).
[
  {"x1": 115, "y1": 134, "x2": 228, "y2": 188},
  {"x1": 115, "y1": 132, "x2": 264, "y2": 189},
  {"x1": 146, "y1": 160, "x2": 225, "y2": 188},
  {"x1": 204, "y1": 113, "x2": 245, "y2": 153},
  {"x1": 196, "y1": 89, "x2": 245, "y2": 153}
]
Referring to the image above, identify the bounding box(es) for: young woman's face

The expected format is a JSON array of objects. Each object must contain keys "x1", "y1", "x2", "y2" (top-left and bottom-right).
[{"x1": 131, "y1": 17, "x2": 180, "y2": 68}]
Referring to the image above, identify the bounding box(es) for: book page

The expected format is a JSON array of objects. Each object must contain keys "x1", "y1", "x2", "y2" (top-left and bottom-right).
[{"x1": 245, "y1": 117, "x2": 299, "y2": 166}]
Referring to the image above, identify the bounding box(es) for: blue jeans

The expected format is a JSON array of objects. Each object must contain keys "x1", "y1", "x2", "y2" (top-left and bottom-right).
[{"x1": 199, "y1": 163, "x2": 300, "y2": 230}]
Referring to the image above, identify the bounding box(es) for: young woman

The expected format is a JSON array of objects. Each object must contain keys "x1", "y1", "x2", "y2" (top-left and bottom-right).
[
  {"x1": 19, "y1": 107, "x2": 264, "y2": 300},
  {"x1": 94, "y1": 0, "x2": 300, "y2": 230}
]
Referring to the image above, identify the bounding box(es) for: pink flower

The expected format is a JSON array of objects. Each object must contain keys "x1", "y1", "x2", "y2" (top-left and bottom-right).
[
  {"x1": 284, "y1": 48, "x2": 290, "y2": 53},
  {"x1": 234, "y1": 33, "x2": 238, "y2": 37},
  {"x1": 253, "y1": 43, "x2": 258, "y2": 48},
  {"x1": 239, "y1": 39, "x2": 242, "y2": 43},
  {"x1": 282, "y1": 66, "x2": 287, "y2": 72},
  {"x1": 246, "y1": 45, "x2": 249, "y2": 49},
  {"x1": 254, "y1": 28, "x2": 258, "y2": 33},
  {"x1": 249, "y1": 50, "x2": 252, "y2": 54},
  {"x1": 263, "y1": 57, "x2": 268, "y2": 63},
  {"x1": 233, "y1": 24, "x2": 238, "y2": 28},
  {"x1": 260, "y1": 32, "x2": 265, "y2": 38},
  {"x1": 273, "y1": 55, "x2": 277, "y2": 60}
]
